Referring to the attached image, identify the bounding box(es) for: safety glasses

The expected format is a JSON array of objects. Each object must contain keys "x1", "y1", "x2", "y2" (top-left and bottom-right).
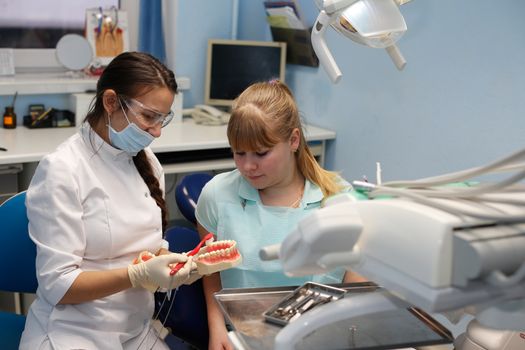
[{"x1": 121, "y1": 96, "x2": 174, "y2": 128}]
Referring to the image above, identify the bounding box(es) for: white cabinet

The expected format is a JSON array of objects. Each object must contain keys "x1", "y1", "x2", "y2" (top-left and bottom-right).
[
  {"x1": 0, "y1": 73, "x2": 190, "y2": 125},
  {"x1": 0, "y1": 72, "x2": 99, "y2": 96}
]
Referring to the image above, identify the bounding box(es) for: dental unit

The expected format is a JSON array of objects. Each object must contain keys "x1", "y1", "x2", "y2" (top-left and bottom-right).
[{"x1": 261, "y1": 146, "x2": 525, "y2": 350}]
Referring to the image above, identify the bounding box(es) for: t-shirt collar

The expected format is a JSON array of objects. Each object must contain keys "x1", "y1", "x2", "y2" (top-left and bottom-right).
[{"x1": 238, "y1": 176, "x2": 324, "y2": 206}]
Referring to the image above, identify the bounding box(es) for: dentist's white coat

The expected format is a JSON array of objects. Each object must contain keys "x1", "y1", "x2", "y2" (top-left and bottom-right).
[{"x1": 20, "y1": 124, "x2": 168, "y2": 350}]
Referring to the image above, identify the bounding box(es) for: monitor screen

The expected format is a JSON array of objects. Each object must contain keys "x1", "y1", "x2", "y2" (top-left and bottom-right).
[{"x1": 204, "y1": 39, "x2": 286, "y2": 108}]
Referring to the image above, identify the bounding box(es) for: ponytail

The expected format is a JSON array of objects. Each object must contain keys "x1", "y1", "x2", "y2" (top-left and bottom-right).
[{"x1": 297, "y1": 133, "x2": 342, "y2": 197}]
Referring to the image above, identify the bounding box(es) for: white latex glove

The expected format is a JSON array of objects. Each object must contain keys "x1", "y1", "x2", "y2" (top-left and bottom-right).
[
  {"x1": 128, "y1": 253, "x2": 194, "y2": 291},
  {"x1": 183, "y1": 259, "x2": 201, "y2": 285}
]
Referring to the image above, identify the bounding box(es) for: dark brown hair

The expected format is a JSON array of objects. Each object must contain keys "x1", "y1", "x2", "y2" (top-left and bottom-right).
[
  {"x1": 85, "y1": 52, "x2": 178, "y2": 233},
  {"x1": 228, "y1": 80, "x2": 342, "y2": 197}
]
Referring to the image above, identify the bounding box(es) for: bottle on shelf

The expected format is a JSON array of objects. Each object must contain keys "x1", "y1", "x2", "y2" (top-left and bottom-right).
[
  {"x1": 3, "y1": 106, "x2": 16, "y2": 129},
  {"x1": 3, "y1": 91, "x2": 17, "y2": 129}
]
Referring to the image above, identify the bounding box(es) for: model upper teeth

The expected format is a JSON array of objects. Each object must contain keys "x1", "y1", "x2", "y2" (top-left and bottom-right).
[
  {"x1": 194, "y1": 239, "x2": 243, "y2": 275},
  {"x1": 196, "y1": 240, "x2": 239, "y2": 260}
]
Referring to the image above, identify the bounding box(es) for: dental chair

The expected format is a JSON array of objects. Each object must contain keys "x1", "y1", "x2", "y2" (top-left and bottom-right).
[
  {"x1": 0, "y1": 191, "x2": 38, "y2": 350},
  {"x1": 175, "y1": 173, "x2": 213, "y2": 225},
  {"x1": 156, "y1": 226, "x2": 209, "y2": 350},
  {"x1": 157, "y1": 173, "x2": 213, "y2": 349}
]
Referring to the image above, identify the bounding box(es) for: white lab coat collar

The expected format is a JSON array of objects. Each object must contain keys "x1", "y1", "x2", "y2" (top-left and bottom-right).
[{"x1": 79, "y1": 122, "x2": 132, "y2": 161}]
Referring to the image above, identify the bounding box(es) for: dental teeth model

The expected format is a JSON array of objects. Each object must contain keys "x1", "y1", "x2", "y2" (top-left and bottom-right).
[
  {"x1": 132, "y1": 251, "x2": 155, "y2": 264},
  {"x1": 194, "y1": 240, "x2": 242, "y2": 275},
  {"x1": 131, "y1": 251, "x2": 158, "y2": 292}
]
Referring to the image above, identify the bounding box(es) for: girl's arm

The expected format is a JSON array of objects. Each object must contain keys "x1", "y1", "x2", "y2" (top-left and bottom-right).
[{"x1": 197, "y1": 223, "x2": 233, "y2": 350}]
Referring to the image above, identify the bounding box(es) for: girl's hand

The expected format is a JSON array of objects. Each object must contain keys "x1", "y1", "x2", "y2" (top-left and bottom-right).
[{"x1": 208, "y1": 327, "x2": 234, "y2": 350}]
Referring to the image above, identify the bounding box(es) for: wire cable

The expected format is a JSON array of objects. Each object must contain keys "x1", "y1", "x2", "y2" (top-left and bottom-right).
[
  {"x1": 135, "y1": 285, "x2": 179, "y2": 350},
  {"x1": 390, "y1": 169, "x2": 525, "y2": 200},
  {"x1": 369, "y1": 186, "x2": 525, "y2": 222},
  {"x1": 383, "y1": 147, "x2": 525, "y2": 188},
  {"x1": 366, "y1": 146, "x2": 525, "y2": 223}
]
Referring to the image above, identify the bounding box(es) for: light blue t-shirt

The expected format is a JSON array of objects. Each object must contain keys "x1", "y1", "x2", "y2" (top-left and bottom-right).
[{"x1": 195, "y1": 169, "x2": 350, "y2": 289}]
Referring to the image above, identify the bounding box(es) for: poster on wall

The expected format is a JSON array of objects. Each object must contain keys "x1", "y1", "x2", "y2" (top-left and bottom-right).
[{"x1": 85, "y1": 7, "x2": 129, "y2": 66}]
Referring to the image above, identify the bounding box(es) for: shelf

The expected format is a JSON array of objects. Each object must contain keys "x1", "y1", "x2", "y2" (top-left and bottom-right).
[
  {"x1": 0, "y1": 73, "x2": 190, "y2": 95},
  {"x1": 0, "y1": 73, "x2": 97, "y2": 95}
]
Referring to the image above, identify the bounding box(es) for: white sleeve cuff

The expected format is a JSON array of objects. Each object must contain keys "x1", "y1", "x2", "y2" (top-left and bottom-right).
[{"x1": 160, "y1": 239, "x2": 170, "y2": 250}]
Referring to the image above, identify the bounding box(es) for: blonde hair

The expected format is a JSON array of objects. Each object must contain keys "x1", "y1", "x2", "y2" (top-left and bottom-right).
[{"x1": 227, "y1": 80, "x2": 342, "y2": 197}]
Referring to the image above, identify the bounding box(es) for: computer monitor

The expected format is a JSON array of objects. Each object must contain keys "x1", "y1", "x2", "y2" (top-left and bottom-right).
[{"x1": 204, "y1": 39, "x2": 287, "y2": 108}]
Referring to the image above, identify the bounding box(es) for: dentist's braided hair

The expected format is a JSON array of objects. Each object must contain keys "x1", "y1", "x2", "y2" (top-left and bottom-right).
[{"x1": 85, "y1": 52, "x2": 178, "y2": 233}]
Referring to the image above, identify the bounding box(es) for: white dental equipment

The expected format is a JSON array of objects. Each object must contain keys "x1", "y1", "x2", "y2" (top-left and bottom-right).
[
  {"x1": 312, "y1": 0, "x2": 410, "y2": 83},
  {"x1": 261, "y1": 147, "x2": 525, "y2": 349}
]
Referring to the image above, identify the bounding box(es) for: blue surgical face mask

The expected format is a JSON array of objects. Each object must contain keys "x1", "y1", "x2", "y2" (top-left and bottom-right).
[{"x1": 108, "y1": 99, "x2": 155, "y2": 155}]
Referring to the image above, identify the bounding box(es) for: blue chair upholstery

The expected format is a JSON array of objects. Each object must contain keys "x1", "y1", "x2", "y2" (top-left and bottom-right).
[
  {"x1": 175, "y1": 173, "x2": 213, "y2": 225},
  {"x1": 159, "y1": 173, "x2": 213, "y2": 348},
  {"x1": 155, "y1": 226, "x2": 209, "y2": 350},
  {"x1": 0, "y1": 191, "x2": 37, "y2": 350}
]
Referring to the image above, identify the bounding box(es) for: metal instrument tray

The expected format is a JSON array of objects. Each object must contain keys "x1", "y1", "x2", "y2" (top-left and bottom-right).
[
  {"x1": 214, "y1": 282, "x2": 453, "y2": 350},
  {"x1": 263, "y1": 282, "x2": 347, "y2": 326}
]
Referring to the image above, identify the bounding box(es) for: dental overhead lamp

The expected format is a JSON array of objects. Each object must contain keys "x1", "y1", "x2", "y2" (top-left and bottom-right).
[{"x1": 312, "y1": 0, "x2": 411, "y2": 83}]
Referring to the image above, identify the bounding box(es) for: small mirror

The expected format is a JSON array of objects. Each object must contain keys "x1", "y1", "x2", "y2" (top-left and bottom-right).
[{"x1": 55, "y1": 34, "x2": 93, "y2": 71}]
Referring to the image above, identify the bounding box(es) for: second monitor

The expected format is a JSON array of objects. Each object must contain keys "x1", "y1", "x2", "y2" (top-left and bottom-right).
[{"x1": 204, "y1": 39, "x2": 287, "y2": 108}]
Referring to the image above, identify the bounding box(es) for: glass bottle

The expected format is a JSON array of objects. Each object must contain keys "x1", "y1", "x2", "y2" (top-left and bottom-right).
[{"x1": 3, "y1": 106, "x2": 16, "y2": 129}]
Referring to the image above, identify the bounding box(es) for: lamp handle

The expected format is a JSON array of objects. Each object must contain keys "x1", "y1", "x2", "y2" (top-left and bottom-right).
[
  {"x1": 386, "y1": 44, "x2": 407, "y2": 70},
  {"x1": 311, "y1": 10, "x2": 343, "y2": 83}
]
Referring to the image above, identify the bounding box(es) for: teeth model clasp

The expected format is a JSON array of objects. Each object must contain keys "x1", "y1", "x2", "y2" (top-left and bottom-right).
[{"x1": 194, "y1": 240, "x2": 242, "y2": 275}]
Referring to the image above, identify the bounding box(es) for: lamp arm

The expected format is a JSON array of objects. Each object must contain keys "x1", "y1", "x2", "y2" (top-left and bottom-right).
[{"x1": 311, "y1": 10, "x2": 343, "y2": 83}]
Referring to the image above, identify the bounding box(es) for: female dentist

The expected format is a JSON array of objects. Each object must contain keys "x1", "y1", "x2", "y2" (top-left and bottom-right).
[{"x1": 19, "y1": 52, "x2": 198, "y2": 350}]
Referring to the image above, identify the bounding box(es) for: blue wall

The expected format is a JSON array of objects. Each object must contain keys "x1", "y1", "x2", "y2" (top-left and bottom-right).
[
  {"x1": 174, "y1": 0, "x2": 234, "y2": 107},
  {"x1": 8, "y1": 1, "x2": 524, "y2": 186},
  {"x1": 175, "y1": 0, "x2": 525, "y2": 184}
]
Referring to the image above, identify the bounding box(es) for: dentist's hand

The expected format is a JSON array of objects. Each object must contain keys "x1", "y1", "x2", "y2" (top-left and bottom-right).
[
  {"x1": 128, "y1": 253, "x2": 195, "y2": 291},
  {"x1": 183, "y1": 258, "x2": 202, "y2": 286}
]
